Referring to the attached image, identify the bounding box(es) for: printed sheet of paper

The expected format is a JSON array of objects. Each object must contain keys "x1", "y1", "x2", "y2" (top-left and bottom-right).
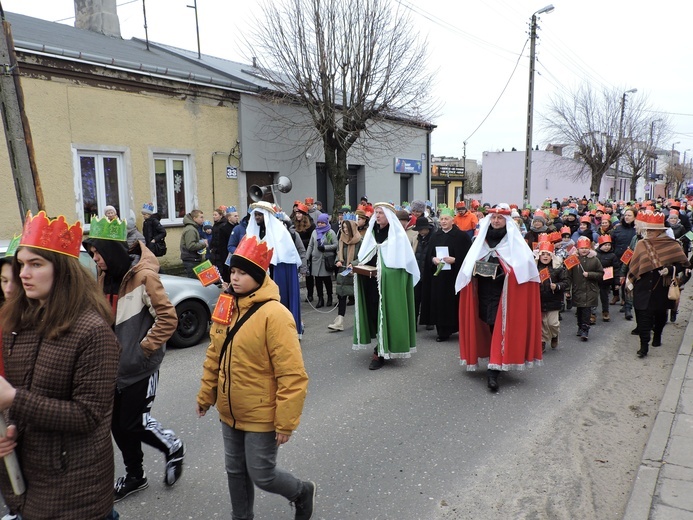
[{"x1": 435, "y1": 246, "x2": 451, "y2": 270}]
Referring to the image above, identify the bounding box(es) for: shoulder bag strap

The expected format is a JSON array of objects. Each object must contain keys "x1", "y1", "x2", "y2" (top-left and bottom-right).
[{"x1": 219, "y1": 301, "x2": 268, "y2": 365}]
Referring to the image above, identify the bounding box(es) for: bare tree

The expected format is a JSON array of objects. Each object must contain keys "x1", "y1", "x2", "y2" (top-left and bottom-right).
[
  {"x1": 246, "y1": 0, "x2": 435, "y2": 213},
  {"x1": 622, "y1": 114, "x2": 671, "y2": 201},
  {"x1": 542, "y1": 84, "x2": 627, "y2": 197}
]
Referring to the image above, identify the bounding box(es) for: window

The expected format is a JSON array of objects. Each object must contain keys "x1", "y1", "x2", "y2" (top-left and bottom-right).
[
  {"x1": 74, "y1": 149, "x2": 128, "y2": 227},
  {"x1": 154, "y1": 155, "x2": 192, "y2": 223}
]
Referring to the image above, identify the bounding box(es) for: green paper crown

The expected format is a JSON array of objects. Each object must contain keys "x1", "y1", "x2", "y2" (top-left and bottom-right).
[
  {"x1": 440, "y1": 206, "x2": 455, "y2": 218},
  {"x1": 88, "y1": 215, "x2": 127, "y2": 242},
  {"x1": 5, "y1": 234, "x2": 21, "y2": 257}
]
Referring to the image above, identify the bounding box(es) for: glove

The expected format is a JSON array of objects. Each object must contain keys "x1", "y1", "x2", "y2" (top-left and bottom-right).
[{"x1": 318, "y1": 244, "x2": 325, "y2": 252}]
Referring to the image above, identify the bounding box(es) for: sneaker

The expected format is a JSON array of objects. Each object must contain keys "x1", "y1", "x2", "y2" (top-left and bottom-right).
[
  {"x1": 114, "y1": 474, "x2": 148, "y2": 502},
  {"x1": 368, "y1": 355, "x2": 385, "y2": 370},
  {"x1": 164, "y1": 442, "x2": 186, "y2": 486},
  {"x1": 293, "y1": 480, "x2": 317, "y2": 520}
]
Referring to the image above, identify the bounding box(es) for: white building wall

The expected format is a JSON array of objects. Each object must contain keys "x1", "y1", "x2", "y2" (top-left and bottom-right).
[
  {"x1": 481, "y1": 150, "x2": 637, "y2": 206},
  {"x1": 239, "y1": 95, "x2": 430, "y2": 211}
]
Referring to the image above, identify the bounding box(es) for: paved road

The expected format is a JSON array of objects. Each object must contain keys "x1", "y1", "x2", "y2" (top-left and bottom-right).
[{"x1": 109, "y1": 297, "x2": 671, "y2": 520}]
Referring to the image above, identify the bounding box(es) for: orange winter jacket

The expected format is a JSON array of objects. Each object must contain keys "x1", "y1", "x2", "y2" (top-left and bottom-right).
[
  {"x1": 454, "y1": 211, "x2": 478, "y2": 232},
  {"x1": 197, "y1": 276, "x2": 308, "y2": 435}
]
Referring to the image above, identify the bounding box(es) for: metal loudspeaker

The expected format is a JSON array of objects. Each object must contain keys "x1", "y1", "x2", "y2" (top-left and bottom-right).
[{"x1": 249, "y1": 175, "x2": 292, "y2": 202}]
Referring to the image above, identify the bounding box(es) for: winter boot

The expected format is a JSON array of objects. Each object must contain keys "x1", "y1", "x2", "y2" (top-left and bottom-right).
[
  {"x1": 670, "y1": 309, "x2": 678, "y2": 322},
  {"x1": 316, "y1": 295, "x2": 325, "y2": 308},
  {"x1": 610, "y1": 294, "x2": 620, "y2": 305},
  {"x1": 602, "y1": 311, "x2": 610, "y2": 322},
  {"x1": 589, "y1": 313, "x2": 597, "y2": 325},
  {"x1": 551, "y1": 337, "x2": 559, "y2": 349},
  {"x1": 326, "y1": 295, "x2": 333, "y2": 307},
  {"x1": 624, "y1": 304, "x2": 633, "y2": 321},
  {"x1": 637, "y1": 341, "x2": 649, "y2": 358},
  {"x1": 328, "y1": 315, "x2": 344, "y2": 331},
  {"x1": 293, "y1": 480, "x2": 316, "y2": 520},
  {"x1": 487, "y1": 370, "x2": 500, "y2": 392},
  {"x1": 652, "y1": 329, "x2": 663, "y2": 347},
  {"x1": 580, "y1": 326, "x2": 589, "y2": 342}
]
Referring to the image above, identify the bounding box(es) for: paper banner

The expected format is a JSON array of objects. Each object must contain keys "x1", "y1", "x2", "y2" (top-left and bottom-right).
[
  {"x1": 212, "y1": 293, "x2": 235, "y2": 325},
  {"x1": 564, "y1": 255, "x2": 580, "y2": 270},
  {"x1": 193, "y1": 260, "x2": 221, "y2": 286},
  {"x1": 603, "y1": 266, "x2": 613, "y2": 280},
  {"x1": 539, "y1": 267, "x2": 550, "y2": 283},
  {"x1": 620, "y1": 248, "x2": 634, "y2": 265}
]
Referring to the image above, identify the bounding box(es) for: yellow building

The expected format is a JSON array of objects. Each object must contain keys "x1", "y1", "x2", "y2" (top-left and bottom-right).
[{"x1": 1, "y1": 12, "x2": 248, "y2": 269}]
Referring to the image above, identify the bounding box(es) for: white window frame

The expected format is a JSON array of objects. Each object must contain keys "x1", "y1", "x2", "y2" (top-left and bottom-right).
[
  {"x1": 149, "y1": 149, "x2": 197, "y2": 225},
  {"x1": 72, "y1": 145, "x2": 132, "y2": 231}
]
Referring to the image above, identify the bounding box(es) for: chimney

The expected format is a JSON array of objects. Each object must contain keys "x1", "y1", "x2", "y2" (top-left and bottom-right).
[{"x1": 74, "y1": 0, "x2": 121, "y2": 38}]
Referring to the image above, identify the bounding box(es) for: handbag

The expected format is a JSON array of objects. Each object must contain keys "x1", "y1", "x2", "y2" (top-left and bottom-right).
[
  {"x1": 668, "y1": 266, "x2": 681, "y2": 301},
  {"x1": 324, "y1": 254, "x2": 336, "y2": 272}
]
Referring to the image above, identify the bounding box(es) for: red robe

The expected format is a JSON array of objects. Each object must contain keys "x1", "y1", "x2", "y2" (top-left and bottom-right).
[{"x1": 458, "y1": 267, "x2": 543, "y2": 370}]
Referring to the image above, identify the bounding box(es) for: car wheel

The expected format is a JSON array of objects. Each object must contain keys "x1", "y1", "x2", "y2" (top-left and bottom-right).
[{"x1": 169, "y1": 300, "x2": 210, "y2": 348}]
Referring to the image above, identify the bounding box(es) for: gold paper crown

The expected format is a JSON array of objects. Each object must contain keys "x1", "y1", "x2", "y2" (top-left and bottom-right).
[
  {"x1": 20, "y1": 211, "x2": 83, "y2": 258},
  {"x1": 234, "y1": 235, "x2": 273, "y2": 271},
  {"x1": 88, "y1": 215, "x2": 127, "y2": 241}
]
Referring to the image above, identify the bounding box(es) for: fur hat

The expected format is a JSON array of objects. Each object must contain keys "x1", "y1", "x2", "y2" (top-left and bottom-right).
[{"x1": 410, "y1": 200, "x2": 426, "y2": 213}]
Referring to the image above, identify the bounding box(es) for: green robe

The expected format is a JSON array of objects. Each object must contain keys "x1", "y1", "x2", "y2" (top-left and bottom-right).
[{"x1": 352, "y1": 253, "x2": 417, "y2": 358}]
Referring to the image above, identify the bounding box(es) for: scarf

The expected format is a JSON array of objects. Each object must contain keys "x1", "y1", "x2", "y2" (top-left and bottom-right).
[
  {"x1": 337, "y1": 220, "x2": 361, "y2": 265},
  {"x1": 628, "y1": 234, "x2": 689, "y2": 282}
]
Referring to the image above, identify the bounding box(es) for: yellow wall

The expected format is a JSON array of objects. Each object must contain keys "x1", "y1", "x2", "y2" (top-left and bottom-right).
[{"x1": 0, "y1": 76, "x2": 240, "y2": 269}]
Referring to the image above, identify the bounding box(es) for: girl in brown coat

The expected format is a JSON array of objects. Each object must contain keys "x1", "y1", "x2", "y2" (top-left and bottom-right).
[{"x1": 0, "y1": 213, "x2": 120, "y2": 520}]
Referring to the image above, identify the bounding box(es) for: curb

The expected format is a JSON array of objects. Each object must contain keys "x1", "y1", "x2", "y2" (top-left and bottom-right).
[{"x1": 622, "y1": 311, "x2": 693, "y2": 519}]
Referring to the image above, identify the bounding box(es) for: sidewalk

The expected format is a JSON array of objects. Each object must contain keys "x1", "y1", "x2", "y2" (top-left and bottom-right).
[{"x1": 623, "y1": 312, "x2": 693, "y2": 519}]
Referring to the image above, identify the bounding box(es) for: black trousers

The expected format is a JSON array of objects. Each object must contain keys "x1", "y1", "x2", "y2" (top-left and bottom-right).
[
  {"x1": 576, "y1": 306, "x2": 591, "y2": 331},
  {"x1": 337, "y1": 295, "x2": 347, "y2": 316},
  {"x1": 599, "y1": 285, "x2": 611, "y2": 313},
  {"x1": 305, "y1": 275, "x2": 314, "y2": 297},
  {"x1": 112, "y1": 372, "x2": 180, "y2": 478},
  {"x1": 315, "y1": 276, "x2": 333, "y2": 298},
  {"x1": 634, "y1": 309, "x2": 667, "y2": 351}
]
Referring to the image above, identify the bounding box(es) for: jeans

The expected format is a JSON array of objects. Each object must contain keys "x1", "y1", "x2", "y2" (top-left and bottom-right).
[{"x1": 221, "y1": 423, "x2": 301, "y2": 520}]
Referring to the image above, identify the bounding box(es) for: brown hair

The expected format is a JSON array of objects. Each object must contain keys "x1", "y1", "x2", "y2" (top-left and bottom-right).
[
  {"x1": 190, "y1": 209, "x2": 203, "y2": 218},
  {"x1": 0, "y1": 247, "x2": 114, "y2": 339}
]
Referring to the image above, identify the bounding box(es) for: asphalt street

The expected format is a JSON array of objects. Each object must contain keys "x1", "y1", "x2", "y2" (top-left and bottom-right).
[{"x1": 108, "y1": 296, "x2": 667, "y2": 520}]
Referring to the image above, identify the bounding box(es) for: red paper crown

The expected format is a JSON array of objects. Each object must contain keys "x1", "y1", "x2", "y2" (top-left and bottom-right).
[
  {"x1": 548, "y1": 231, "x2": 562, "y2": 243},
  {"x1": 576, "y1": 236, "x2": 592, "y2": 248},
  {"x1": 636, "y1": 211, "x2": 665, "y2": 226},
  {"x1": 295, "y1": 202, "x2": 309, "y2": 214},
  {"x1": 560, "y1": 226, "x2": 571, "y2": 235},
  {"x1": 580, "y1": 215, "x2": 591, "y2": 223},
  {"x1": 597, "y1": 235, "x2": 612, "y2": 245},
  {"x1": 233, "y1": 235, "x2": 273, "y2": 271},
  {"x1": 533, "y1": 210, "x2": 546, "y2": 219},
  {"x1": 537, "y1": 233, "x2": 550, "y2": 242},
  {"x1": 538, "y1": 241, "x2": 554, "y2": 253},
  {"x1": 20, "y1": 211, "x2": 83, "y2": 258}
]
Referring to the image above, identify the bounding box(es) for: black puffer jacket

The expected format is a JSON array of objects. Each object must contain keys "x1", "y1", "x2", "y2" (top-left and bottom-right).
[
  {"x1": 537, "y1": 256, "x2": 569, "y2": 312},
  {"x1": 610, "y1": 219, "x2": 636, "y2": 258}
]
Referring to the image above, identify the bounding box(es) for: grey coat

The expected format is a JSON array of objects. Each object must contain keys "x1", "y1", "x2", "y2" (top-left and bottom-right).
[{"x1": 306, "y1": 229, "x2": 338, "y2": 277}]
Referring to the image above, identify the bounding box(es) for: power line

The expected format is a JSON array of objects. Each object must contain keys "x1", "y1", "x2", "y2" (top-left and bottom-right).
[
  {"x1": 53, "y1": 0, "x2": 141, "y2": 23},
  {"x1": 463, "y1": 38, "x2": 529, "y2": 143}
]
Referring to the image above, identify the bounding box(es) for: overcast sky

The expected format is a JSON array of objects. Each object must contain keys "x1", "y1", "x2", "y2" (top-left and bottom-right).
[{"x1": 5, "y1": 0, "x2": 693, "y2": 163}]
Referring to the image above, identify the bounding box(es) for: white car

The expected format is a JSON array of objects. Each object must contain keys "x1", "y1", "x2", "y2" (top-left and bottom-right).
[{"x1": 0, "y1": 240, "x2": 220, "y2": 348}]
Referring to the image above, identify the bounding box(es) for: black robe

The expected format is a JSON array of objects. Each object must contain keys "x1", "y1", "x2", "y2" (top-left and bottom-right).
[{"x1": 419, "y1": 226, "x2": 472, "y2": 332}]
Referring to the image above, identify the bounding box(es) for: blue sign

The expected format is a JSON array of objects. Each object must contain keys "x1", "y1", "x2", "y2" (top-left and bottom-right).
[
  {"x1": 394, "y1": 157, "x2": 422, "y2": 175},
  {"x1": 226, "y1": 166, "x2": 238, "y2": 179}
]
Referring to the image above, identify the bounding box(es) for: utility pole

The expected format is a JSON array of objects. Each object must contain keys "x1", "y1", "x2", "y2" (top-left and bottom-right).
[
  {"x1": 523, "y1": 5, "x2": 554, "y2": 208},
  {"x1": 0, "y1": 6, "x2": 43, "y2": 222},
  {"x1": 461, "y1": 141, "x2": 467, "y2": 202},
  {"x1": 612, "y1": 89, "x2": 636, "y2": 200}
]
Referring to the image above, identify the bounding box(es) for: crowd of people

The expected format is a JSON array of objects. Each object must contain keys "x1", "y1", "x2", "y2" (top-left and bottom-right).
[{"x1": 1, "y1": 194, "x2": 691, "y2": 519}]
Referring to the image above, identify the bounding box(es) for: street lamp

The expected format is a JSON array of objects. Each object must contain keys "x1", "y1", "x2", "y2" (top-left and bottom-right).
[
  {"x1": 613, "y1": 88, "x2": 637, "y2": 200},
  {"x1": 523, "y1": 4, "x2": 554, "y2": 208},
  {"x1": 670, "y1": 141, "x2": 680, "y2": 198}
]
